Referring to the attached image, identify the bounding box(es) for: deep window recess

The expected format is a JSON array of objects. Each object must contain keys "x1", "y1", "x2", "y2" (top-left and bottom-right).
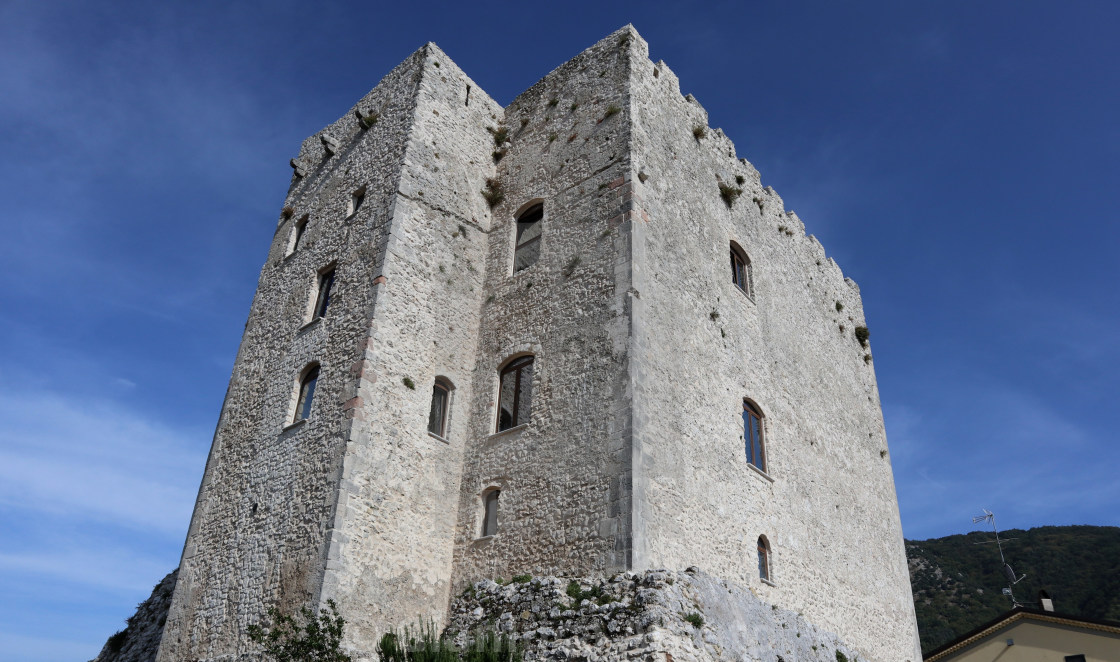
[
  {"x1": 497, "y1": 356, "x2": 534, "y2": 431},
  {"x1": 513, "y1": 204, "x2": 543, "y2": 272},
  {"x1": 289, "y1": 215, "x2": 309, "y2": 254},
  {"x1": 349, "y1": 187, "x2": 366, "y2": 217},
  {"x1": 743, "y1": 401, "x2": 765, "y2": 471},
  {"x1": 428, "y1": 379, "x2": 451, "y2": 437},
  {"x1": 294, "y1": 365, "x2": 320, "y2": 423},
  {"x1": 482, "y1": 489, "x2": 500, "y2": 536},
  {"x1": 313, "y1": 269, "x2": 335, "y2": 320},
  {"x1": 757, "y1": 536, "x2": 771, "y2": 581},
  {"x1": 731, "y1": 242, "x2": 752, "y2": 297}
]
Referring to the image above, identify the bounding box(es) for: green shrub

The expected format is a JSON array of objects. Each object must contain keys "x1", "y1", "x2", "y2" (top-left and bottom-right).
[
  {"x1": 359, "y1": 114, "x2": 379, "y2": 130},
  {"x1": 511, "y1": 574, "x2": 532, "y2": 584},
  {"x1": 548, "y1": 132, "x2": 558, "y2": 143},
  {"x1": 488, "y1": 126, "x2": 509, "y2": 146},
  {"x1": 402, "y1": 377, "x2": 416, "y2": 390},
  {"x1": 692, "y1": 125, "x2": 707, "y2": 140},
  {"x1": 718, "y1": 183, "x2": 743, "y2": 207},
  {"x1": 547, "y1": 97, "x2": 558, "y2": 107},
  {"x1": 854, "y1": 326, "x2": 870, "y2": 347},
  {"x1": 481, "y1": 179, "x2": 504, "y2": 208},
  {"x1": 248, "y1": 599, "x2": 351, "y2": 662},
  {"x1": 835, "y1": 301, "x2": 844, "y2": 312},
  {"x1": 684, "y1": 612, "x2": 704, "y2": 628},
  {"x1": 603, "y1": 104, "x2": 621, "y2": 120},
  {"x1": 835, "y1": 650, "x2": 849, "y2": 662},
  {"x1": 106, "y1": 629, "x2": 129, "y2": 654}
]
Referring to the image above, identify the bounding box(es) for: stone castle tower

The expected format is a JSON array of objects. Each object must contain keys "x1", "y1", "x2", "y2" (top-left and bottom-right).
[{"x1": 157, "y1": 27, "x2": 920, "y2": 662}]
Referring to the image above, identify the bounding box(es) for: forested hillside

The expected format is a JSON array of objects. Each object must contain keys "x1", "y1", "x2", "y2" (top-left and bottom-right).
[{"x1": 907, "y1": 525, "x2": 1120, "y2": 654}]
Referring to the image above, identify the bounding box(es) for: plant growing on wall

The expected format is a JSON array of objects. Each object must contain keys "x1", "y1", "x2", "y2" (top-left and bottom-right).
[
  {"x1": 247, "y1": 599, "x2": 351, "y2": 662},
  {"x1": 854, "y1": 326, "x2": 870, "y2": 347},
  {"x1": 481, "y1": 179, "x2": 504, "y2": 208},
  {"x1": 718, "y1": 183, "x2": 743, "y2": 207}
]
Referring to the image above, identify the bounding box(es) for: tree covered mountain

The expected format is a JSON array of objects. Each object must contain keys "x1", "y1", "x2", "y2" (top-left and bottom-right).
[{"x1": 907, "y1": 525, "x2": 1120, "y2": 654}]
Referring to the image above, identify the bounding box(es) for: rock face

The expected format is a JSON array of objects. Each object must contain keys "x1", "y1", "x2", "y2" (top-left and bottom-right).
[
  {"x1": 93, "y1": 569, "x2": 178, "y2": 662},
  {"x1": 446, "y1": 569, "x2": 861, "y2": 662}
]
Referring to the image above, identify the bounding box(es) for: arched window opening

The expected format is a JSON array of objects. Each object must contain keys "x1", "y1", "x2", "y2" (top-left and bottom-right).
[
  {"x1": 730, "y1": 242, "x2": 752, "y2": 297},
  {"x1": 289, "y1": 215, "x2": 309, "y2": 255},
  {"x1": 497, "y1": 356, "x2": 534, "y2": 432},
  {"x1": 428, "y1": 378, "x2": 452, "y2": 437},
  {"x1": 482, "y1": 489, "x2": 500, "y2": 537},
  {"x1": 295, "y1": 364, "x2": 320, "y2": 423},
  {"x1": 313, "y1": 268, "x2": 335, "y2": 320},
  {"x1": 757, "y1": 536, "x2": 771, "y2": 582},
  {"x1": 743, "y1": 400, "x2": 765, "y2": 471},
  {"x1": 513, "y1": 204, "x2": 543, "y2": 273}
]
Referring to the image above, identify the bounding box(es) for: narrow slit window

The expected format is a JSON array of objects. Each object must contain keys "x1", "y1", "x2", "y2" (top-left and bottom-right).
[
  {"x1": 757, "y1": 536, "x2": 771, "y2": 581},
  {"x1": 497, "y1": 356, "x2": 534, "y2": 432},
  {"x1": 743, "y1": 401, "x2": 765, "y2": 471},
  {"x1": 289, "y1": 215, "x2": 309, "y2": 255},
  {"x1": 313, "y1": 269, "x2": 335, "y2": 320},
  {"x1": 731, "y1": 242, "x2": 752, "y2": 297},
  {"x1": 349, "y1": 187, "x2": 366, "y2": 217},
  {"x1": 428, "y1": 379, "x2": 451, "y2": 437},
  {"x1": 294, "y1": 365, "x2": 320, "y2": 423},
  {"x1": 513, "y1": 204, "x2": 543, "y2": 272},
  {"x1": 482, "y1": 489, "x2": 500, "y2": 537}
]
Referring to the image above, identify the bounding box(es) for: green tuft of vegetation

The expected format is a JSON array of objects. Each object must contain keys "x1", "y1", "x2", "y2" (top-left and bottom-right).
[
  {"x1": 107, "y1": 628, "x2": 129, "y2": 654},
  {"x1": 836, "y1": 651, "x2": 849, "y2": 662},
  {"x1": 402, "y1": 377, "x2": 415, "y2": 390},
  {"x1": 511, "y1": 574, "x2": 532, "y2": 584},
  {"x1": 709, "y1": 310, "x2": 720, "y2": 321},
  {"x1": 719, "y1": 183, "x2": 743, "y2": 207},
  {"x1": 547, "y1": 97, "x2": 558, "y2": 107},
  {"x1": 248, "y1": 598, "x2": 351, "y2": 662},
  {"x1": 488, "y1": 126, "x2": 509, "y2": 146},
  {"x1": 864, "y1": 354, "x2": 873, "y2": 364},
  {"x1": 570, "y1": 102, "x2": 578, "y2": 112},
  {"x1": 492, "y1": 150, "x2": 506, "y2": 163},
  {"x1": 359, "y1": 113, "x2": 379, "y2": 130},
  {"x1": 835, "y1": 301, "x2": 844, "y2": 312},
  {"x1": 548, "y1": 132, "x2": 558, "y2": 143},
  {"x1": 692, "y1": 125, "x2": 707, "y2": 140},
  {"x1": 684, "y1": 613, "x2": 704, "y2": 628},
  {"x1": 854, "y1": 326, "x2": 870, "y2": 347},
  {"x1": 281, "y1": 206, "x2": 295, "y2": 219},
  {"x1": 481, "y1": 178, "x2": 504, "y2": 208},
  {"x1": 735, "y1": 175, "x2": 745, "y2": 185},
  {"x1": 603, "y1": 104, "x2": 621, "y2": 120}
]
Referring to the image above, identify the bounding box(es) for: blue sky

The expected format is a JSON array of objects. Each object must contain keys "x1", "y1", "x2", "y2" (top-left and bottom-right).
[{"x1": 1, "y1": 1, "x2": 1118, "y2": 659}]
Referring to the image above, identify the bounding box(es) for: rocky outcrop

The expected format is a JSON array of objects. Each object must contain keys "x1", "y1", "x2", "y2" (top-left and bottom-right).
[
  {"x1": 445, "y1": 568, "x2": 863, "y2": 662},
  {"x1": 92, "y1": 569, "x2": 178, "y2": 662}
]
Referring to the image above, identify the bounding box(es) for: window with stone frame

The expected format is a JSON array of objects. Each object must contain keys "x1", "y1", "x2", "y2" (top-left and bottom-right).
[
  {"x1": 496, "y1": 356, "x2": 534, "y2": 432},
  {"x1": 311, "y1": 268, "x2": 335, "y2": 320},
  {"x1": 482, "y1": 489, "x2": 500, "y2": 537},
  {"x1": 513, "y1": 204, "x2": 543, "y2": 272},
  {"x1": 757, "y1": 535, "x2": 771, "y2": 582},
  {"x1": 294, "y1": 364, "x2": 320, "y2": 423},
  {"x1": 730, "y1": 241, "x2": 753, "y2": 297},
  {"x1": 428, "y1": 378, "x2": 452, "y2": 438},
  {"x1": 348, "y1": 186, "x2": 366, "y2": 217},
  {"x1": 743, "y1": 400, "x2": 765, "y2": 471},
  {"x1": 289, "y1": 214, "x2": 309, "y2": 255}
]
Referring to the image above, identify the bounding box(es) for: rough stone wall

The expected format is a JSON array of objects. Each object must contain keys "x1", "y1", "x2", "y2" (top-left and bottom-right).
[
  {"x1": 158, "y1": 48, "x2": 437, "y2": 662},
  {"x1": 624, "y1": 41, "x2": 920, "y2": 662},
  {"x1": 449, "y1": 28, "x2": 637, "y2": 590},
  {"x1": 318, "y1": 46, "x2": 504, "y2": 652},
  {"x1": 445, "y1": 569, "x2": 864, "y2": 662}
]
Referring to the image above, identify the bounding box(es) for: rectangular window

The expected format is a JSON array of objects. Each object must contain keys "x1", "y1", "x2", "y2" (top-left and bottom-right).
[
  {"x1": 497, "y1": 357, "x2": 534, "y2": 432},
  {"x1": 295, "y1": 366, "x2": 319, "y2": 422},
  {"x1": 313, "y1": 269, "x2": 335, "y2": 320},
  {"x1": 513, "y1": 205, "x2": 543, "y2": 272},
  {"x1": 428, "y1": 381, "x2": 450, "y2": 437},
  {"x1": 744, "y1": 402, "x2": 765, "y2": 471},
  {"x1": 482, "y1": 490, "x2": 500, "y2": 537},
  {"x1": 348, "y1": 187, "x2": 365, "y2": 217}
]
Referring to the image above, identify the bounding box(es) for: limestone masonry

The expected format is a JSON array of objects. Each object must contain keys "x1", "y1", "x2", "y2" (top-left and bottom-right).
[{"x1": 156, "y1": 26, "x2": 921, "y2": 662}]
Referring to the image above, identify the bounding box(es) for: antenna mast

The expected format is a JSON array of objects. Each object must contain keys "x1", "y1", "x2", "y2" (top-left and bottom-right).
[{"x1": 972, "y1": 509, "x2": 1026, "y2": 608}]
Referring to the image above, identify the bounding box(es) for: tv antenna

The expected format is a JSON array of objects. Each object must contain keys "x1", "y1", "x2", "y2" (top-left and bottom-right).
[{"x1": 972, "y1": 509, "x2": 1026, "y2": 607}]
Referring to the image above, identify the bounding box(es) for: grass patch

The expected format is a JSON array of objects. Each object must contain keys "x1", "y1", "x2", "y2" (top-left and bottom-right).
[
  {"x1": 402, "y1": 377, "x2": 415, "y2": 390},
  {"x1": 854, "y1": 325, "x2": 870, "y2": 347},
  {"x1": 684, "y1": 613, "x2": 704, "y2": 628},
  {"x1": 359, "y1": 113, "x2": 379, "y2": 129},
  {"x1": 548, "y1": 132, "x2": 558, "y2": 143},
  {"x1": 692, "y1": 125, "x2": 707, "y2": 140},
  {"x1": 603, "y1": 104, "x2": 621, "y2": 120}
]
